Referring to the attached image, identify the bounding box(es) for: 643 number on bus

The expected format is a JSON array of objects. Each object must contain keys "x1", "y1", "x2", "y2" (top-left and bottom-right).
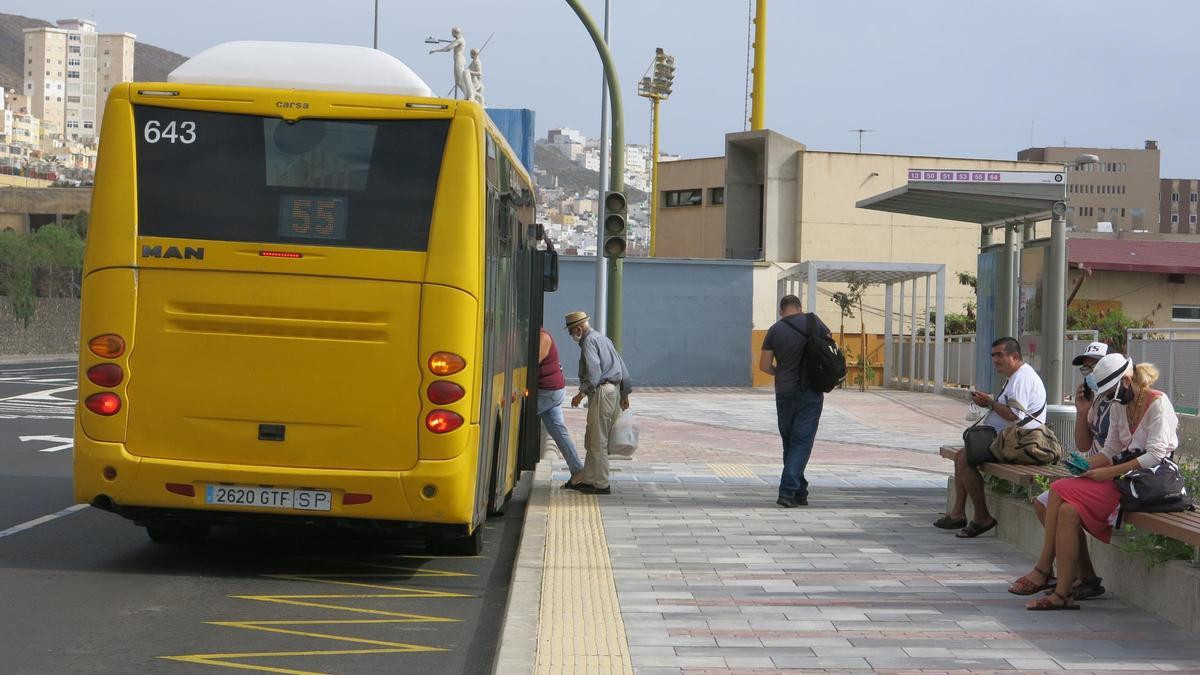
[{"x1": 143, "y1": 120, "x2": 197, "y2": 144}]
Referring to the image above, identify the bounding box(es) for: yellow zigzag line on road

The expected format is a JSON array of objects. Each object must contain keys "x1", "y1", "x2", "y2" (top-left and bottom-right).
[{"x1": 161, "y1": 560, "x2": 474, "y2": 674}]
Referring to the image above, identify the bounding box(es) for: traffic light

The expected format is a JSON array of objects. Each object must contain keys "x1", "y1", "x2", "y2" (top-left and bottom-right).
[{"x1": 603, "y1": 191, "x2": 627, "y2": 258}]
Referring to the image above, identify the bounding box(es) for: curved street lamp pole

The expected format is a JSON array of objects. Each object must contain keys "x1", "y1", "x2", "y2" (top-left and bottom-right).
[{"x1": 565, "y1": 0, "x2": 626, "y2": 349}]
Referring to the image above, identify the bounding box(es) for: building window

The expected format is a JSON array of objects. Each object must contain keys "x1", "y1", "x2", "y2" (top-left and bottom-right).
[
  {"x1": 1173, "y1": 305, "x2": 1200, "y2": 322},
  {"x1": 1192, "y1": 215, "x2": 1198, "y2": 225},
  {"x1": 83, "y1": 121, "x2": 93, "y2": 129},
  {"x1": 68, "y1": 58, "x2": 80, "y2": 66},
  {"x1": 69, "y1": 46, "x2": 81, "y2": 54},
  {"x1": 664, "y1": 189, "x2": 703, "y2": 207},
  {"x1": 1171, "y1": 214, "x2": 1180, "y2": 224},
  {"x1": 67, "y1": 71, "x2": 80, "y2": 79},
  {"x1": 709, "y1": 187, "x2": 725, "y2": 205},
  {"x1": 1173, "y1": 192, "x2": 1180, "y2": 202},
  {"x1": 1192, "y1": 193, "x2": 1198, "y2": 203}
]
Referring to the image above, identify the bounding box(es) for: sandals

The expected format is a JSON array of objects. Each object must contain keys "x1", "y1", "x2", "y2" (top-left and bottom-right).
[
  {"x1": 1027, "y1": 590, "x2": 1080, "y2": 611},
  {"x1": 1008, "y1": 567, "x2": 1056, "y2": 595},
  {"x1": 933, "y1": 515, "x2": 968, "y2": 530},
  {"x1": 955, "y1": 519, "x2": 997, "y2": 538}
]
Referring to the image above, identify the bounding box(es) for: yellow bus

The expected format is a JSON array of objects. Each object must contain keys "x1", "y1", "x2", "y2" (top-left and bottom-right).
[{"x1": 73, "y1": 42, "x2": 555, "y2": 555}]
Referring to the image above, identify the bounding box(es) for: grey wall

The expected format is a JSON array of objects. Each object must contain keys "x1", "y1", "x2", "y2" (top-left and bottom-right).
[
  {"x1": 0, "y1": 298, "x2": 80, "y2": 355},
  {"x1": 545, "y1": 257, "x2": 753, "y2": 387}
]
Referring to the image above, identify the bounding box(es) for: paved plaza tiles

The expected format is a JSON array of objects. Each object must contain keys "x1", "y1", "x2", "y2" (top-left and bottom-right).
[{"x1": 498, "y1": 388, "x2": 1200, "y2": 674}]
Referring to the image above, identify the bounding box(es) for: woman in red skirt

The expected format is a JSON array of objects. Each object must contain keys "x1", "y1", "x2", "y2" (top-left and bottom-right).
[{"x1": 1008, "y1": 354, "x2": 1178, "y2": 610}]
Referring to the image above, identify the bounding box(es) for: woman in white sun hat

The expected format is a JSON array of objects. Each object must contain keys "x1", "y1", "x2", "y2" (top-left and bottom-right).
[{"x1": 1011, "y1": 353, "x2": 1178, "y2": 610}]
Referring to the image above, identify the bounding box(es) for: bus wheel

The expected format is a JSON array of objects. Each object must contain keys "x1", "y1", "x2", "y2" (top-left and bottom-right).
[
  {"x1": 425, "y1": 528, "x2": 483, "y2": 556},
  {"x1": 145, "y1": 523, "x2": 210, "y2": 545}
]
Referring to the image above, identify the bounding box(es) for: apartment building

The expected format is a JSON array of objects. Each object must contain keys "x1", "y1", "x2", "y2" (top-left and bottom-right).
[
  {"x1": 23, "y1": 19, "x2": 135, "y2": 142},
  {"x1": 1161, "y1": 178, "x2": 1199, "y2": 235},
  {"x1": 1016, "y1": 143, "x2": 1160, "y2": 233}
]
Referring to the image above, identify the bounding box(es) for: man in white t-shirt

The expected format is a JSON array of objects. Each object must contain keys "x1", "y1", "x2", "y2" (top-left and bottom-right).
[{"x1": 935, "y1": 337, "x2": 1047, "y2": 538}]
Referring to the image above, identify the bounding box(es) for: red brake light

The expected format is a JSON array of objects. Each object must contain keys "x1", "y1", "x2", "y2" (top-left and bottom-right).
[
  {"x1": 427, "y1": 381, "x2": 465, "y2": 405},
  {"x1": 343, "y1": 493, "x2": 373, "y2": 505},
  {"x1": 426, "y1": 410, "x2": 463, "y2": 434},
  {"x1": 86, "y1": 363, "x2": 124, "y2": 387},
  {"x1": 429, "y1": 352, "x2": 466, "y2": 376},
  {"x1": 85, "y1": 392, "x2": 121, "y2": 416},
  {"x1": 89, "y1": 334, "x2": 125, "y2": 359},
  {"x1": 260, "y1": 251, "x2": 303, "y2": 258}
]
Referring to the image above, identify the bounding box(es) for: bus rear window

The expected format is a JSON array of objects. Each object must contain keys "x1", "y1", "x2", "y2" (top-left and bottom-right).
[{"x1": 133, "y1": 106, "x2": 449, "y2": 251}]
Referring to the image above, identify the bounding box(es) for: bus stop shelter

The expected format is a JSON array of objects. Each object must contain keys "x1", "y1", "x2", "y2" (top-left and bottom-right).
[{"x1": 855, "y1": 169, "x2": 1069, "y2": 400}]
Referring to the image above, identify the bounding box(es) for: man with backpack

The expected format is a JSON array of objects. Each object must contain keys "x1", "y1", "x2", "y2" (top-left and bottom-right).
[{"x1": 759, "y1": 295, "x2": 843, "y2": 507}]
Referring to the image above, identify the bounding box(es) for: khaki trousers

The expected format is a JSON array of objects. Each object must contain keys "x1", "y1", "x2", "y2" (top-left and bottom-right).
[{"x1": 581, "y1": 383, "x2": 621, "y2": 489}]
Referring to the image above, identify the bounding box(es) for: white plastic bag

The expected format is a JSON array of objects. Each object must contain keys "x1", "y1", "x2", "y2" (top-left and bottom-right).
[{"x1": 610, "y1": 410, "x2": 640, "y2": 457}]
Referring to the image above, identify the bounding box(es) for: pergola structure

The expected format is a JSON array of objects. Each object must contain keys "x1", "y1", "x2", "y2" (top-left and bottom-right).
[
  {"x1": 777, "y1": 261, "x2": 946, "y2": 393},
  {"x1": 855, "y1": 169, "x2": 1069, "y2": 400}
]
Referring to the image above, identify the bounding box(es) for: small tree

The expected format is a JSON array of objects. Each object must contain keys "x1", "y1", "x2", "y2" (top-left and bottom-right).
[
  {"x1": 830, "y1": 273, "x2": 874, "y2": 390},
  {"x1": 1067, "y1": 304, "x2": 1151, "y2": 353},
  {"x1": 0, "y1": 232, "x2": 37, "y2": 327}
]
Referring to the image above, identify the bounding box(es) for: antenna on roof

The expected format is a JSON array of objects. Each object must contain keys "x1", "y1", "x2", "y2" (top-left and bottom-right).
[{"x1": 849, "y1": 129, "x2": 875, "y2": 153}]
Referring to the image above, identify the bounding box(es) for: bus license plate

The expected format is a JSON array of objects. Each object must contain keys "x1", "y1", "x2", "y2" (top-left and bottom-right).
[{"x1": 205, "y1": 485, "x2": 332, "y2": 511}]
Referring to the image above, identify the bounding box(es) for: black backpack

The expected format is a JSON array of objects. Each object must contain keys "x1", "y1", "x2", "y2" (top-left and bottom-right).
[{"x1": 782, "y1": 313, "x2": 847, "y2": 393}]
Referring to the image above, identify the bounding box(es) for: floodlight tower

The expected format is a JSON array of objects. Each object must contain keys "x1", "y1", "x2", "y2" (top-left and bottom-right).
[{"x1": 637, "y1": 48, "x2": 676, "y2": 257}]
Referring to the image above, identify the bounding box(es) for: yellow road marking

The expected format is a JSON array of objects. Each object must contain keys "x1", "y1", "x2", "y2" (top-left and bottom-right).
[
  {"x1": 535, "y1": 490, "x2": 633, "y2": 673},
  {"x1": 164, "y1": 559, "x2": 471, "y2": 673},
  {"x1": 708, "y1": 462, "x2": 759, "y2": 478}
]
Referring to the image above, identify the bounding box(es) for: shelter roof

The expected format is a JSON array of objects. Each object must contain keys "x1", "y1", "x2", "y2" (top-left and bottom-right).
[{"x1": 857, "y1": 171, "x2": 1066, "y2": 226}]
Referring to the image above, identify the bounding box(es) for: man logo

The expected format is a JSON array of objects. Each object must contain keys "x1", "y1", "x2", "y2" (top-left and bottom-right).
[{"x1": 142, "y1": 245, "x2": 204, "y2": 260}]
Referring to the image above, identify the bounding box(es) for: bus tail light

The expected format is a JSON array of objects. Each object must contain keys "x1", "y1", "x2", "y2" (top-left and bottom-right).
[
  {"x1": 429, "y1": 352, "x2": 466, "y2": 376},
  {"x1": 426, "y1": 410, "x2": 463, "y2": 434},
  {"x1": 166, "y1": 483, "x2": 196, "y2": 497},
  {"x1": 89, "y1": 334, "x2": 126, "y2": 359},
  {"x1": 85, "y1": 392, "x2": 122, "y2": 416},
  {"x1": 343, "y1": 493, "x2": 373, "y2": 505},
  {"x1": 87, "y1": 363, "x2": 124, "y2": 387},
  {"x1": 427, "y1": 381, "x2": 465, "y2": 405}
]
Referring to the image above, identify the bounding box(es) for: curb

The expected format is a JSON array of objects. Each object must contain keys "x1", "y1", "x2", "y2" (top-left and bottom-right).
[{"x1": 492, "y1": 460, "x2": 551, "y2": 675}]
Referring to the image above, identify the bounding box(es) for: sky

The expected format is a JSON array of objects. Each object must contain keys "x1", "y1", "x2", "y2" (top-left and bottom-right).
[{"x1": 8, "y1": 0, "x2": 1200, "y2": 176}]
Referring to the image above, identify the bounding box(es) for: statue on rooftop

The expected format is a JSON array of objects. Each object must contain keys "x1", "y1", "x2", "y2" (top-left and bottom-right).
[
  {"x1": 428, "y1": 27, "x2": 472, "y2": 100},
  {"x1": 467, "y1": 48, "x2": 485, "y2": 106}
]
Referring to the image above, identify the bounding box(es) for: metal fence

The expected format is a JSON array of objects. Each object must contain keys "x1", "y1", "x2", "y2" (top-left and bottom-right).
[
  {"x1": 1126, "y1": 328, "x2": 1200, "y2": 415},
  {"x1": 890, "y1": 330, "x2": 1099, "y2": 393}
]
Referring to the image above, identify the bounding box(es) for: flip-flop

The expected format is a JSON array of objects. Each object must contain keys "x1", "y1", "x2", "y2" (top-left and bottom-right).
[
  {"x1": 1027, "y1": 590, "x2": 1080, "y2": 611},
  {"x1": 933, "y1": 515, "x2": 968, "y2": 530},
  {"x1": 1008, "y1": 567, "x2": 1056, "y2": 595},
  {"x1": 955, "y1": 519, "x2": 997, "y2": 538}
]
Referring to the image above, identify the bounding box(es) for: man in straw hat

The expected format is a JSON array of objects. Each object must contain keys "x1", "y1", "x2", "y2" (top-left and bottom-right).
[{"x1": 565, "y1": 310, "x2": 632, "y2": 495}]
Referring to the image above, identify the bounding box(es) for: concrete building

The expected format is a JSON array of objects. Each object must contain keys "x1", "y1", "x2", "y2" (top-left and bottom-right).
[
  {"x1": 1068, "y1": 236, "x2": 1200, "y2": 330},
  {"x1": 1160, "y1": 178, "x2": 1199, "y2": 235},
  {"x1": 1017, "y1": 143, "x2": 1160, "y2": 233},
  {"x1": 23, "y1": 19, "x2": 135, "y2": 142},
  {"x1": 653, "y1": 129, "x2": 1061, "y2": 341}
]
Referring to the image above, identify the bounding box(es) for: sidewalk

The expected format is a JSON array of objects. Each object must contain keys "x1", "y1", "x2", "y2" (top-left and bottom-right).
[{"x1": 497, "y1": 388, "x2": 1200, "y2": 674}]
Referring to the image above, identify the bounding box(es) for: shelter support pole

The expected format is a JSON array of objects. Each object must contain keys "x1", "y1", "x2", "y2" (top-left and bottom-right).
[
  {"x1": 806, "y1": 264, "x2": 818, "y2": 316},
  {"x1": 1001, "y1": 223, "x2": 1016, "y2": 338},
  {"x1": 902, "y1": 278, "x2": 907, "y2": 384},
  {"x1": 924, "y1": 275, "x2": 931, "y2": 391},
  {"x1": 934, "y1": 267, "x2": 946, "y2": 394},
  {"x1": 884, "y1": 283, "x2": 894, "y2": 388},
  {"x1": 1046, "y1": 209, "x2": 1067, "y2": 403},
  {"x1": 908, "y1": 278, "x2": 917, "y2": 392}
]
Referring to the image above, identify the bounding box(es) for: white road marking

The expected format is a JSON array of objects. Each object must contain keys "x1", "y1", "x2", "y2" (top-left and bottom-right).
[
  {"x1": 19, "y1": 435, "x2": 74, "y2": 453},
  {"x1": 0, "y1": 504, "x2": 89, "y2": 540}
]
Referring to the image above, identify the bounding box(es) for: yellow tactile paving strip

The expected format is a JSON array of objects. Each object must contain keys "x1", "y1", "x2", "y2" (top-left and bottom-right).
[
  {"x1": 707, "y1": 462, "x2": 758, "y2": 478},
  {"x1": 534, "y1": 488, "x2": 634, "y2": 674}
]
